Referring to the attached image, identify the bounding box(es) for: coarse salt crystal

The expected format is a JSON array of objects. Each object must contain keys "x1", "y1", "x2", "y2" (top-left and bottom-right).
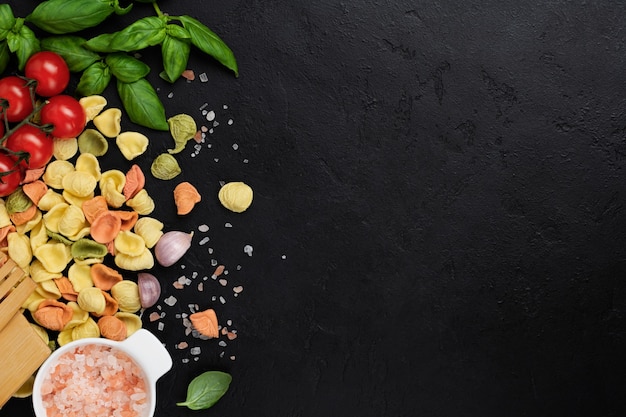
[
  {"x1": 233, "y1": 286, "x2": 244, "y2": 294},
  {"x1": 199, "y1": 237, "x2": 210, "y2": 245},
  {"x1": 198, "y1": 224, "x2": 209, "y2": 232},
  {"x1": 228, "y1": 119, "x2": 234, "y2": 125},
  {"x1": 164, "y1": 296, "x2": 177, "y2": 306},
  {"x1": 218, "y1": 340, "x2": 227, "y2": 347},
  {"x1": 244, "y1": 245, "x2": 253, "y2": 256},
  {"x1": 219, "y1": 279, "x2": 228, "y2": 286},
  {"x1": 190, "y1": 347, "x2": 201, "y2": 355},
  {"x1": 199, "y1": 72, "x2": 208, "y2": 82},
  {"x1": 225, "y1": 222, "x2": 232, "y2": 228},
  {"x1": 219, "y1": 296, "x2": 226, "y2": 304}
]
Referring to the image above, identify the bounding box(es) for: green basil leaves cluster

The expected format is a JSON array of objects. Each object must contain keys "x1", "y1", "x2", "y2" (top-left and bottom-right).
[{"x1": 0, "y1": 0, "x2": 238, "y2": 131}]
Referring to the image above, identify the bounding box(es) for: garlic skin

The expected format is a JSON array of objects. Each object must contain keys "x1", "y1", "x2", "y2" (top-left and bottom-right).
[
  {"x1": 154, "y1": 231, "x2": 193, "y2": 267},
  {"x1": 138, "y1": 272, "x2": 161, "y2": 309}
]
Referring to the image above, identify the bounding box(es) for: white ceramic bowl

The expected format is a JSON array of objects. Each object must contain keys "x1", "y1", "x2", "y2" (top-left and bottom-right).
[{"x1": 32, "y1": 329, "x2": 172, "y2": 417}]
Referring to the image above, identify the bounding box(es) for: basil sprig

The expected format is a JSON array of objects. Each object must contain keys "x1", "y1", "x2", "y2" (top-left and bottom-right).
[
  {"x1": 0, "y1": 1, "x2": 238, "y2": 131},
  {"x1": 177, "y1": 371, "x2": 232, "y2": 410}
]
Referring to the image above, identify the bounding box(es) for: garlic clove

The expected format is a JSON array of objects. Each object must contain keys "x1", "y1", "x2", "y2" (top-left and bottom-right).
[
  {"x1": 138, "y1": 272, "x2": 161, "y2": 309},
  {"x1": 154, "y1": 230, "x2": 193, "y2": 267}
]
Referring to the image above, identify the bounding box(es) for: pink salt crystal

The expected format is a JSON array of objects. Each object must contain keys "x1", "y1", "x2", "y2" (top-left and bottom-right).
[
  {"x1": 149, "y1": 311, "x2": 161, "y2": 322},
  {"x1": 177, "y1": 341, "x2": 189, "y2": 349},
  {"x1": 182, "y1": 69, "x2": 195, "y2": 81},
  {"x1": 193, "y1": 130, "x2": 203, "y2": 143},
  {"x1": 173, "y1": 281, "x2": 184, "y2": 289}
]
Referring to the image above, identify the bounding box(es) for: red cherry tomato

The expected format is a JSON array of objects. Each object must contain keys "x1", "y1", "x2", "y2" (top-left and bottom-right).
[
  {"x1": 25, "y1": 51, "x2": 70, "y2": 97},
  {"x1": 40, "y1": 95, "x2": 86, "y2": 139},
  {"x1": 5, "y1": 124, "x2": 54, "y2": 170},
  {"x1": 0, "y1": 152, "x2": 23, "y2": 197},
  {"x1": 0, "y1": 76, "x2": 34, "y2": 122}
]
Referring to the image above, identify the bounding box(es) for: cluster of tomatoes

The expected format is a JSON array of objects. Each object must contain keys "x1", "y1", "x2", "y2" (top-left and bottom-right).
[{"x1": 0, "y1": 51, "x2": 86, "y2": 197}]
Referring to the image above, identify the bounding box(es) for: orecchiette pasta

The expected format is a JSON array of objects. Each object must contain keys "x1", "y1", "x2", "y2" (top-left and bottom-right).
[
  {"x1": 125, "y1": 189, "x2": 155, "y2": 215},
  {"x1": 53, "y1": 137, "x2": 79, "y2": 161},
  {"x1": 100, "y1": 170, "x2": 126, "y2": 208},
  {"x1": 133, "y1": 217, "x2": 163, "y2": 248},
  {"x1": 43, "y1": 160, "x2": 75, "y2": 189},
  {"x1": 116, "y1": 131, "x2": 149, "y2": 160},
  {"x1": 34, "y1": 242, "x2": 72, "y2": 273}
]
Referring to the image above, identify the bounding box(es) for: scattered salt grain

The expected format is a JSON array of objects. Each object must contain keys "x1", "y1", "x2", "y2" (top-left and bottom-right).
[
  {"x1": 198, "y1": 283, "x2": 204, "y2": 291},
  {"x1": 227, "y1": 319, "x2": 232, "y2": 326},
  {"x1": 219, "y1": 296, "x2": 226, "y2": 304},
  {"x1": 218, "y1": 340, "x2": 227, "y2": 347},
  {"x1": 199, "y1": 236, "x2": 210, "y2": 245},
  {"x1": 199, "y1": 72, "x2": 208, "y2": 82},
  {"x1": 230, "y1": 356, "x2": 236, "y2": 361},
  {"x1": 149, "y1": 312, "x2": 160, "y2": 322},
  {"x1": 233, "y1": 286, "x2": 244, "y2": 294},
  {"x1": 177, "y1": 342, "x2": 189, "y2": 349},
  {"x1": 228, "y1": 119, "x2": 234, "y2": 125},
  {"x1": 225, "y1": 222, "x2": 232, "y2": 228},
  {"x1": 244, "y1": 245, "x2": 253, "y2": 256},
  {"x1": 173, "y1": 282, "x2": 184, "y2": 289},
  {"x1": 223, "y1": 104, "x2": 228, "y2": 109},
  {"x1": 190, "y1": 347, "x2": 201, "y2": 355},
  {"x1": 182, "y1": 358, "x2": 190, "y2": 364},
  {"x1": 158, "y1": 322, "x2": 164, "y2": 331},
  {"x1": 232, "y1": 143, "x2": 239, "y2": 150},
  {"x1": 198, "y1": 224, "x2": 209, "y2": 232},
  {"x1": 167, "y1": 92, "x2": 174, "y2": 98},
  {"x1": 213, "y1": 265, "x2": 225, "y2": 277},
  {"x1": 219, "y1": 279, "x2": 228, "y2": 286},
  {"x1": 164, "y1": 296, "x2": 177, "y2": 306},
  {"x1": 206, "y1": 110, "x2": 215, "y2": 121}
]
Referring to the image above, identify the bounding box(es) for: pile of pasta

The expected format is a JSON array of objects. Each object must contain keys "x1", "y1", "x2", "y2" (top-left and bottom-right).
[{"x1": 1, "y1": 97, "x2": 165, "y2": 346}]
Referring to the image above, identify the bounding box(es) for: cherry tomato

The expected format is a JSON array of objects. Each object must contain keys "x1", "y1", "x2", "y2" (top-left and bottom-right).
[
  {"x1": 40, "y1": 95, "x2": 86, "y2": 139},
  {"x1": 0, "y1": 76, "x2": 33, "y2": 122},
  {"x1": 25, "y1": 51, "x2": 70, "y2": 97},
  {"x1": 5, "y1": 124, "x2": 54, "y2": 170},
  {"x1": 0, "y1": 152, "x2": 23, "y2": 197}
]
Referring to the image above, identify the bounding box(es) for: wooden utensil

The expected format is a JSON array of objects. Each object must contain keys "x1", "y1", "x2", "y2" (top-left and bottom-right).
[{"x1": 0, "y1": 253, "x2": 51, "y2": 408}]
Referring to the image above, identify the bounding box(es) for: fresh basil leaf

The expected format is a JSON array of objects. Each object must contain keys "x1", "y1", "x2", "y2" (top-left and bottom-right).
[
  {"x1": 106, "y1": 52, "x2": 150, "y2": 83},
  {"x1": 160, "y1": 35, "x2": 190, "y2": 83},
  {"x1": 84, "y1": 33, "x2": 118, "y2": 53},
  {"x1": 109, "y1": 16, "x2": 166, "y2": 52},
  {"x1": 166, "y1": 24, "x2": 191, "y2": 40},
  {"x1": 41, "y1": 36, "x2": 100, "y2": 72},
  {"x1": 76, "y1": 61, "x2": 111, "y2": 96},
  {"x1": 117, "y1": 78, "x2": 168, "y2": 131},
  {"x1": 177, "y1": 371, "x2": 231, "y2": 410},
  {"x1": 0, "y1": 5, "x2": 15, "y2": 42},
  {"x1": 0, "y1": 41, "x2": 9, "y2": 75},
  {"x1": 178, "y1": 15, "x2": 238, "y2": 77},
  {"x1": 26, "y1": 0, "x2": 115, "y2": 34},
  {"x1": 6, "y1": 21, "x2": 40, "y2": 71}
]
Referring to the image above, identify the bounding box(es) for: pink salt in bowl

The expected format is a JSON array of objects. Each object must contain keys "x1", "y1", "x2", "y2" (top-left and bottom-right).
[{"x1": 32, "y1": 329, "x2": 172, "y2": 417}]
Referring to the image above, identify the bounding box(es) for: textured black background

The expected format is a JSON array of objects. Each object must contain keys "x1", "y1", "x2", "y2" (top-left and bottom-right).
[{"x1": 3, "y1": 1, "x2": 626, "y2": 416}]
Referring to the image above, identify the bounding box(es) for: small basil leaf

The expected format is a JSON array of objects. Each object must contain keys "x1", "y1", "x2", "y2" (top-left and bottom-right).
[
  {"x1": 166, "y1": 24, "x2": 191, "y2": 40},
  {"x1": 0, "y1": 41, "x2": 9, "y2": 75},
  {"x1": 7, "y1": 21, "x2": 40, "y2": 71},
  {"x1": 161, "y1": 35, "x2": 190, "y2": 83},
  {"x1": 109, "y1": 16, "x2": 166, "y2": 52},
  {"x1": 0, "y1": 5, "x2": 15, "y2": 42},
  {"x1": 176, "y1": 371, "x2": 232, "y2": 410},
  {"x1": 178, "y1": 15, "x2": 238, "y2": 76},
  {"x1": 76, "y1": 61, "x2": 111, "y2": 96},
  {"x1": 41, "y1": 36, "x2": 100, "y2": 72},
  {"x1": 106, "y1": 52, "x2": 150, "y2": 83},
  {"x1": 26, "y1": 0, "x2": 115, "y2": 34},
  {"x1": 117, "y1": 78, "x2": 168, "y2": 131},
  {"x1": 84, "y1": 33, "x2": 118, "y2": 53}
]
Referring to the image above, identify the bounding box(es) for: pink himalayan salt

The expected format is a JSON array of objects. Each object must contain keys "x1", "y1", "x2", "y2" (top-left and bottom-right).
[{"x1": 40, "y1": 344, "x2": 149, "y2": 417}]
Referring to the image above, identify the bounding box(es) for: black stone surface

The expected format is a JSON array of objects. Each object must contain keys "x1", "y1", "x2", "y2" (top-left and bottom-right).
[{"x1": 2, "y1": 0, "x2": 626, "y2": 416}]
